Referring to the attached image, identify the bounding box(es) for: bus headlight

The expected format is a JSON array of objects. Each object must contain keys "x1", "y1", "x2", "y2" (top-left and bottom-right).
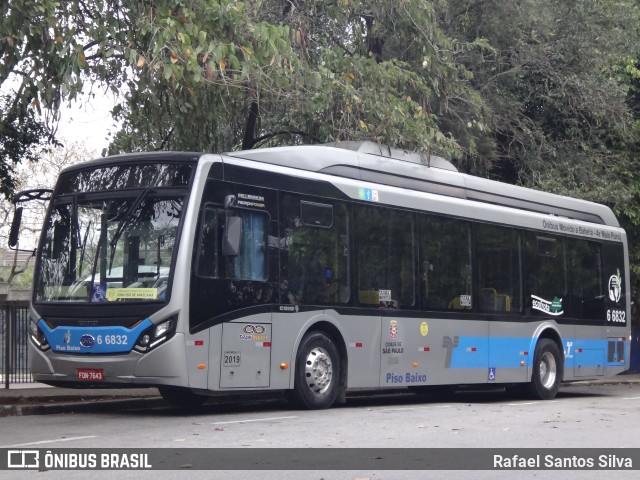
[
  {"x1": 154, "y1": 321, "x2": 173, "y2": 338},
  {"x1": 29, "y1": 320, "x2": 50, "y2": 351},
  {"x1": 134, "y1": 316, "x2": 177, "y2": 352}
]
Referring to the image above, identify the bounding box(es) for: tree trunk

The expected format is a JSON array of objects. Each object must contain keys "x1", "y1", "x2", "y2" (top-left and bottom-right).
[{"x1": 242, "y1": 100, "x2": 260, "y2": 150}]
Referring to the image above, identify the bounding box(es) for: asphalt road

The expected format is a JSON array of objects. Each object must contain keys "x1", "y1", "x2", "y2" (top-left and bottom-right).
[{"x1": 1, "y1": 381, "x2": 639, "y2": 479}]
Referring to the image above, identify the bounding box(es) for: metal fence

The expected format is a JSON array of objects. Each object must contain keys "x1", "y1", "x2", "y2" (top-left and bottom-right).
[{"x1": 1, "y1": 301, "x2": 33, "y2": 387}]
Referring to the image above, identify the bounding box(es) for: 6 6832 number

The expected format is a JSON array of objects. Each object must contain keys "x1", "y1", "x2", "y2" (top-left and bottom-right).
[
  {"x1": 607, "y1": 309, "x2": 626, "y2": 323},
  {"x1": 96, "y1": 335, "x2": 128, "y2": 345}
]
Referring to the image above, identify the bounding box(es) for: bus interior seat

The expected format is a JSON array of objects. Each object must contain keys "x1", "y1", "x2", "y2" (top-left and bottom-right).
[
  {"x1": 358, "y1": 290, "x2": 380, "y2": 305},
  {"x1": 495, "y1": 293, "x2": 511, "y2": 312},
  {"x1": 448, "y1": 296, "x2": 465, "y2": 309},
  {"x1": 480, "y1": 288, "x2": 511, "y2": 312},
  {"x1": 480, "y1": 288, "x2": 496, "y2": 311}
]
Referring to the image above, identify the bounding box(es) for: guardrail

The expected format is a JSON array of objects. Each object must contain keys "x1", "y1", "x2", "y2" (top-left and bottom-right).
[{"x1": 1, "y1": 286, "x2": 33, "y2": 388}]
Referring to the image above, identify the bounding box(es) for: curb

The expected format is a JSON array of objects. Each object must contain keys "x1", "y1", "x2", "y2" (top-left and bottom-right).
[
  {"x1": 0, "y1": 397, "x2": 166, "y2": 417},
  {"x1": 0, "y1": 391, "x2": 291, "y2": 417},
  {"x1": 0, "y1": 389, "x2": 410, "y2": 417}
]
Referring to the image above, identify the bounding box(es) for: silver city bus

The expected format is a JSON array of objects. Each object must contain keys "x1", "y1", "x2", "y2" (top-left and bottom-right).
[{"x1": 10, "y1": 141, "x2": 630, "y2": 408}]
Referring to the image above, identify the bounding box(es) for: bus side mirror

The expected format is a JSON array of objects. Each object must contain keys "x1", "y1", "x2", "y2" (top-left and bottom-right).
[
  {"x1": 8, "y1": 207, "x2": 23, "y2": 248},
  {"x1": 222, "y1": 216, "x2": 243, "y2": 256}
]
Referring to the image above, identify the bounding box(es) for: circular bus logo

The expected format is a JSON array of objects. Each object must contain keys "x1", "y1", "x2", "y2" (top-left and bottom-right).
[
  {"x1": 80, "y1": 334, "x2": 95, "y2": 348},
  {"x1": 608, "y1": 270, "x2": 622, "y2": 303}
]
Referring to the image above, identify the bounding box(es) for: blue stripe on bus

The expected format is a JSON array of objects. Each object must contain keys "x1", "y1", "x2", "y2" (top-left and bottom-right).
[
  {"x1": 489, "y1": 337, "x2": 535, "y2": 368},
  {"x1": 449, "y1": 337, "x2": 625, "y2": 369},
  {"x1": 568, "y1": 338, "x2": 626, "y2": 366},
  {"x1": 39, "y1": 318, "x2": 153, "y2": 354},
  {"x1": 448, "y1": 336, "x2": 489, "y2": 369}
]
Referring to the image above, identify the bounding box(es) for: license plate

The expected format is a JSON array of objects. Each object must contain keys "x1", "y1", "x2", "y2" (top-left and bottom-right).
[{"x1": 77, "y1": 368, "x2": 104, "y2": 381}]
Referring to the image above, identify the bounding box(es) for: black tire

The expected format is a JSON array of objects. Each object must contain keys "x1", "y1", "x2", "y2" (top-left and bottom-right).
[
  {"x1": 288, "y1": 332, "x2": 342, "y2": 409},
  {"x1": 158, "y1": 386, "x2": 209, "y2": 407},
  {"x1": 527, "y1": 339, "x2": 563, "y2": 400}
]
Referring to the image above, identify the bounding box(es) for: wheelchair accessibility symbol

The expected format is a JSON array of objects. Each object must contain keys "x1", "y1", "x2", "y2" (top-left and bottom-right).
[
  {"x1": 488, "y1": 367, "x2": 496, "y2": 382},
  {"x1": 92, "y1": 284, "x2": 107, "y2": 302}
]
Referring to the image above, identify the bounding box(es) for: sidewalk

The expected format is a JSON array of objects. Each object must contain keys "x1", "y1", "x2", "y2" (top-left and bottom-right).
[
  {"x1": 0, "y1": 384, "x2": 164, "y2": 417},
  {"x1": 1, "y1": 373, "x2": 639, "y2": 417}
]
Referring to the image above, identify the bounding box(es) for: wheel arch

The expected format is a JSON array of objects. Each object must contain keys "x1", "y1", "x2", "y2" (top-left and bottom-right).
[{"x1": 529, "y1": 324, "x2": 565, "y2": 382}]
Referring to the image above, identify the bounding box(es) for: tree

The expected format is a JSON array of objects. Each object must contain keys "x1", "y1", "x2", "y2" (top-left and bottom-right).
[
  {"x1": 444, "y1": 0, "x2": 640, "y2": 328},
  {"x1": 443, "y1": 0, "x2": 640, "y2": 198},
  {"x1": 107, "y1": 0, "x2": 484, "y2": 158},
  {"x1": 0, "y1": 140, "x2": 95, "y2": 285},
  {"x1": 0, "y1": 95, "x2": 53, "y2": 199},
  {"x1": 4, "y1": 0, "x2": 640, "y2": 314},
  {"x1": 2, "y1": 1, "x2": 485, "y2": 167}
]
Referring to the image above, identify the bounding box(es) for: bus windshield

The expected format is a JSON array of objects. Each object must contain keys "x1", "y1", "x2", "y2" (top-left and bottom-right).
[{"x1": 35, "y1": 192, "x2": 183, "y2": 303}]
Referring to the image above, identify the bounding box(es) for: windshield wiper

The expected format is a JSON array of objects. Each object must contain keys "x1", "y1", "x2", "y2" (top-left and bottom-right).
[
  {"x1": 77, "y1": 220, "x2": 92, "y2": 278},
  {"x1": 108, "y1": 188, "x2": 153, "y2": 272}
]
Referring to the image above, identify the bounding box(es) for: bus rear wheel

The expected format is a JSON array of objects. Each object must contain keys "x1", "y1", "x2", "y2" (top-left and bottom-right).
[
  {"x1": 528, "y1": 339, "x2": 563, "y2": 400},
  {"x1": 288, "y1": 332, "x2": 342, "y2": 409}
]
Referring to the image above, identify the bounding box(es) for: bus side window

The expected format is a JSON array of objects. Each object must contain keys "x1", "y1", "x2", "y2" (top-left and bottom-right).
[
  {"x1": 229, "y1": 210, "x2": 267, "y2": 281},
  {"x1": 354, "y1": 204, "x2": 414, "y2": 309},
  {"x1": 196, "y1": 207, "x2": 268, "y2": 281},
  {"x1": 222, "y1": 216, "x2": 242, "y2": 256},
  {"x1": 280, "y1": 194, "x2": 350, "y2": 305},
  {"x1": 524, "y1": 233, "x2": 566, "y2": 315},
  {"x1": 475, "y1": 224, "x2": 521, "y2": 313},
  {"x1": 418, "y1": 215, "x2": 471, "y2": 311},
  {"x1": 196, "y1": 207, "x2": 219, "y2": 278},
  {"x1": 602, "y1": 243, "x2": 626, "y2": 312},
  {"x1": 567, "y1": 238, "x2": 603, "y2": 320}
]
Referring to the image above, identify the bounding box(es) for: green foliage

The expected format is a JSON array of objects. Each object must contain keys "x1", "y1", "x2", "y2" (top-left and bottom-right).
[
  {"x1": 0, "y1": 265, "x2": 34, "y2": 288},
  {"x1": 2, "y1": 0, "x2": 481, "y2": 160},
  {"x1": 445, "y1": 0, "x2": 640, "y2": 183},
  {"x1": 444, "y1": 1, "x2": 640, "y2": 321},
  {"x1": 106, "y1": 0, "x2": 478, "y2": 157},
  {"x1": 0, "y1": 96, "x2": 52, "y2": 199},
  {"x1": 4, "y1": 0, "x2": 640, "y2": 315},
  {"x1": 4, "y1": 0, "x2": 639, "y2": 182}
]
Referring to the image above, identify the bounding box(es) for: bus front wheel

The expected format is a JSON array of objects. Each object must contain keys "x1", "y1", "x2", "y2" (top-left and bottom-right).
[
  {"x1": 528, "y1": 339, "x2": 563, "y2": 400},
  {"x1": 288, "y1": 332, "x2": 342, "y2": 409}
]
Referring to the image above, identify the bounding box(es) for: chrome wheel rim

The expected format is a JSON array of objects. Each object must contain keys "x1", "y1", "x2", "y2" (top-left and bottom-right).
[
  {"x1": 539, "y1": 351, "x2": 557, "y2": 390},
  {"x1": 304, "y1": 347, "x2": 333, "y2": 395}
]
